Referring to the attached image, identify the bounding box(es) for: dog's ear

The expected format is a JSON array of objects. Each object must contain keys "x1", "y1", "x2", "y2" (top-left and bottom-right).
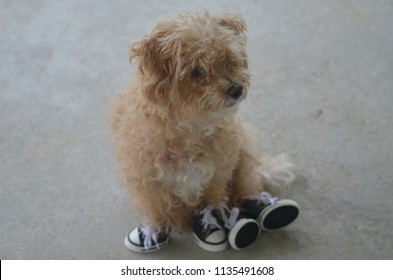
[
  {"x1": 129, "y1": 32, "x2": 176, "y2": 74},
  {"x1": 216, "y1": 13, "x2": 247, "y2": 34},
  {"x1": 129, "y1": 28, "x2": 181, "y2": 105}
]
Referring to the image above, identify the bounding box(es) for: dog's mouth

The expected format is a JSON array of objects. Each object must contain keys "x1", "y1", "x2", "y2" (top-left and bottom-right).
[{"x1": 225, "y1": 97, "x2": 239, "y2": 107}]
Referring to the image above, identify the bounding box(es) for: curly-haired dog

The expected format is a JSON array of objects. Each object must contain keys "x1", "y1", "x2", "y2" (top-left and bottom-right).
[{"x1": 109, "y1": 11, "x2": 299, "y2": 253}]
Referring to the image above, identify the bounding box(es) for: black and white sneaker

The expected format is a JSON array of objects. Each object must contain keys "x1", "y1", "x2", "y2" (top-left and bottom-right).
[
  {"x1": 242, "y1": 192, "x2": 299, "y2": 231},
  {"x1": 222, "y1": 207, "x2": 261, "y2": 250},
  {"x1": 124, "y1": 224, "x2": 170, "y2": 253},
  {"x1": 193, "y1": 205, "x2": 228, "y2": 252}
]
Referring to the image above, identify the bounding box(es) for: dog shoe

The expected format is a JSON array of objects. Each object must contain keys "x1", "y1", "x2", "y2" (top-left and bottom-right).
[
  {"x1": 124, "y1": 224, "x2": 170, "y2": 253},
  {"x1": 221, "y1": 207, "x2": 261, "y2": 250},
  {"x1": 242, "y1": 192, "x2": 299, "y2": 231},
  {"x1": 193, "y1": 205, "x2": 228, "y2": 252}
]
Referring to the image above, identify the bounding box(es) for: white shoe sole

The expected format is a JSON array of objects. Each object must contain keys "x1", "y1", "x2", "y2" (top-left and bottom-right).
[
  {"x1": 193, "y1": 233, "x2": 228, "y2": 252},
  {"x1": 228, "y1": 218, "x2": 260, "y2": 250},
  {"x1": 259, "y1": 199, "x2": 299, "y2": 231}
]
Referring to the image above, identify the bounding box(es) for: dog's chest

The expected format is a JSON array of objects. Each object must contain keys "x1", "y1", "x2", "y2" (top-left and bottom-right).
[
  {"x1": 163, "y1": 122, "x2": 240, "y2": 193},
  {"x1": 170, "y1": 159, "x2": 214, "y2": 190},
  {"x1": 165, "y1": 151, "x2": 233, "y2": 202}
]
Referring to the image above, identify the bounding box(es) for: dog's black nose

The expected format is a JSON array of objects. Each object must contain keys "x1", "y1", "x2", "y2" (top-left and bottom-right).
[{"x1": 226, "y1": 83, "x2": 243, "y2": 100}]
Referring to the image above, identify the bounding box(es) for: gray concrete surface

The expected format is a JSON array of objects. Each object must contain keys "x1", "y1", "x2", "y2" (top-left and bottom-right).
[{"x1": 1, "y1": 0, "x2": 393, "y2": 259}]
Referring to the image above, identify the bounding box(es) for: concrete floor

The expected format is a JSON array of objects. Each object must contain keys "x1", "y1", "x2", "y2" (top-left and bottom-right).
[{"x1": 1, "y1": 0, "x2": 393, "y2": 259}]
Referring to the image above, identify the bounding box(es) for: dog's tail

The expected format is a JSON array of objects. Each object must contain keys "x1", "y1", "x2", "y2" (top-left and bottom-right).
[{"x1": 257, "y1": 154, "x2": 298, "y2": 198}]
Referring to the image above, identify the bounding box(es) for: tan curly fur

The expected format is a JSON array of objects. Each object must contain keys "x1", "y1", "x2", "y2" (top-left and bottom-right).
[{"x1": 109, "y1": 11, "x2": 296, "y2": 232}]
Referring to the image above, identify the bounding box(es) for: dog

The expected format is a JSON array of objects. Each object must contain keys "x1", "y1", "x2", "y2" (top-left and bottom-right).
[{"x1": 109, "y1": 11, "x2": 299, "y2": 253}]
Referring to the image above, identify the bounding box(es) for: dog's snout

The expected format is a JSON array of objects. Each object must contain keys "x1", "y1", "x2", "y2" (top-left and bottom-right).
[{"x1": 226, "y1": 83, "x2": 243, "y2": 100}]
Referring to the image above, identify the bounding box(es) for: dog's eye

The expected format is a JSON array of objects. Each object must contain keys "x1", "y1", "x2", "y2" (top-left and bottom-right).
[{"x1": 191, "y1": 67, "x2": 204, "y2": 79}]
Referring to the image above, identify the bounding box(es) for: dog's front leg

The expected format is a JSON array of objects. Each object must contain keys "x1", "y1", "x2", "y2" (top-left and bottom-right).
[{"x1": 201, "y1": 174, "x2": 231, "y2": 207}]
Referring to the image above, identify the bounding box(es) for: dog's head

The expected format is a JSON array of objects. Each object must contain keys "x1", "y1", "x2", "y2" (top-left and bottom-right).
[{"x1": 130, "y1": 11, "x2": 250, "y2": 115}]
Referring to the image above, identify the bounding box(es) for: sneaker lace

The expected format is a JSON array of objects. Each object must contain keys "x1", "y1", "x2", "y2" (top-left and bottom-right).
[
  {"x1": 243, "y1": 191, "x2": 279, "y2": 205},
  {"x1": 260, "y1": 191, "x2": 278, "y2": 205},
  {"x1": 200, "y1": 205, "x2": 222, "y2": 231},
  {"x1": 221, "y1": 207, "x2": 240, "y2": 230},
  {"x1": 140, "y1": 225, "x2": 165, "y2": 251}
]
